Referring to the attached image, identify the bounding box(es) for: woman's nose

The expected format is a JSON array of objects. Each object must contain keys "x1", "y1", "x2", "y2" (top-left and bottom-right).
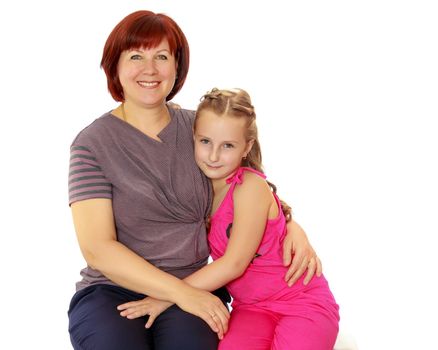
[{"x1": 142, "y1": 59, "x2": 158, "y2": 74}]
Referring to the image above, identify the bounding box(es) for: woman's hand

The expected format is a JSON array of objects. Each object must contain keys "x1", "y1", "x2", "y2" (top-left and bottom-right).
[
  {"x1": 166, "y1": 101, "x2": 181, "y2": 109},
  {"x1": 282, "y1": 220, "x2": 322, "y2": 286},
  {"x1": 174, "y1": 286, "x2": 230, "y2": 340},
  {"x1": 118, "y1": 297, "x2": 173, "y2": 328}
]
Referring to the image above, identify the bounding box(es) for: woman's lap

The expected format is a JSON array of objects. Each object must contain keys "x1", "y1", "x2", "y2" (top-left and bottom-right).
[{"x1": 68, "y1": 284, "x2": 219, "y2": 350}]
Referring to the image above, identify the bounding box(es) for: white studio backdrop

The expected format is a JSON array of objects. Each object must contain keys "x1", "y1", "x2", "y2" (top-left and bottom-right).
[{"x1": 0, "y1": 0, "x2": 437, "y2": 349}]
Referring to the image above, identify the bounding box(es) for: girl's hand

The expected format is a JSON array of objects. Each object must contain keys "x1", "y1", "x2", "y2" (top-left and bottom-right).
[
  {"x1": 282, "y1": 220, "x2": 322, "y2": 286},
  {"x1": 117, "y1": 297, "x2": 173, "y2": 328}
]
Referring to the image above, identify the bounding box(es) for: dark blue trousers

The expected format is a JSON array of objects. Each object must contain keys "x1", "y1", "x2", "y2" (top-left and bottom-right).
[{"x1": 68, "y1": 284, "x2": 230, "y2": 350}]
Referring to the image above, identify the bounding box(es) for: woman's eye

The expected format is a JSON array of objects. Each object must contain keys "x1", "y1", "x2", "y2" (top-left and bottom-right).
[
  {"x1": 157, "y1": 54, "x2": 168, "y2": 60},
  {"x1": 130, "y1": 54, "x2": 142, "y2": 60}
]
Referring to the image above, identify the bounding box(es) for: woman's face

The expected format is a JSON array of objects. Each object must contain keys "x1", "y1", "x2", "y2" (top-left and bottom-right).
[{"x1": 117, "y1": 38, "x2": 177, "y2": 108}]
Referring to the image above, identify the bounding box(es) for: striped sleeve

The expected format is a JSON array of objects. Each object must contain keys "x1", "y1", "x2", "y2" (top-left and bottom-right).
[{"x1": 68, "y1": 145, "x2": 112, "y2": 205}]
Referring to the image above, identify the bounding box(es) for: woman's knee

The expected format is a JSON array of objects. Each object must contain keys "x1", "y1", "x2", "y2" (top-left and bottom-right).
[
  {"x1": 68, "y1": 285, "x2": 151, "y2": 350},
  {"x1": 152, "y1": 305, "x2": 219, "y2": 350}
]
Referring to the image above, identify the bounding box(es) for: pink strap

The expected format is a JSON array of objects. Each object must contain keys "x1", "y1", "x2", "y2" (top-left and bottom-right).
[{"x1": 225, "y1": 167, "x2": 266, "y2": 185}]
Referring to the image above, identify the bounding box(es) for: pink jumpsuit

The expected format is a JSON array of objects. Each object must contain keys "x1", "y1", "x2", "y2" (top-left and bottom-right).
[{"x1": 208, "y1": 167, "x2": 340, "y2": 350}]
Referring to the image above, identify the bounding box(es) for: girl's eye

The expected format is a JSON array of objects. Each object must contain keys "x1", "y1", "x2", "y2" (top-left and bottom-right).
[
  {"x1": 223, "y1": 143, "x2": 234, "y2": 149},
  {"x1": 130, "y1": 54, "x2": 142, "y2": 60},
  {"x1": 200, "y1": 139, "x2": 210, "y2": 144}
]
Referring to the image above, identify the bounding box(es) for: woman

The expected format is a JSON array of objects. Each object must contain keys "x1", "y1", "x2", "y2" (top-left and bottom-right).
[{"x1": 68, "y1": 10, "x2": 321, "y2": 350}]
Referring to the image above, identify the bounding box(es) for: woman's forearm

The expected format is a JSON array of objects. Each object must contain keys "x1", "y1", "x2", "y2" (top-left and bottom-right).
[
  {"x1": 88, "y1": 239, "x2": 192, "y2": 302},
  {"x1": 72, "y1": 198, "x2": 195, "y2": 303}
]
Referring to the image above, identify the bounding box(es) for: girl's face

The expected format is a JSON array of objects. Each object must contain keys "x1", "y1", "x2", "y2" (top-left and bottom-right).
[
  {"x1": 117, "y1": 39, "x2": 177, "y2": 108},
  {"x1": 194, "y1": 110, "x2": 254, "y2": 183}
]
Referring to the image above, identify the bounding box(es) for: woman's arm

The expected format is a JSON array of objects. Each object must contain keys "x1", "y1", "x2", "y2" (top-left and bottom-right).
[
  {"x1": 71, "y1": 198, "x2": 229, "y2": 337},
  {"x1": 72, "y1": 198, "x2": 189, "y2": 299}
]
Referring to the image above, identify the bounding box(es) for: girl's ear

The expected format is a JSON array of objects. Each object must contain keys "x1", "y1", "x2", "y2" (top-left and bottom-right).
[{"x1": 244, "y1": 139, "x2": 255, "y2": 157}]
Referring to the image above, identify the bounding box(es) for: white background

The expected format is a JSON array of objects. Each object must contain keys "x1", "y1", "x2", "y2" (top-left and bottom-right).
[{"x1": 1, "y1": 0, "x2": 437, "y2": 349}]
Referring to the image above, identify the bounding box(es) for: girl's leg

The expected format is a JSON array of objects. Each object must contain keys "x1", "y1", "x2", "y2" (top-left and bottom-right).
[
  {"x1": 270, "y1": 275, "x2": 340, "y2": 349},
  {"x1": 219, "y1": 307, "x2": 277, "y2": 350},
  {"x1": 272, "y1": 313, "x2": 339, "y2": 350},
  {"x1": 68, "y1": 284, "x2": 153, "y2": 350}
]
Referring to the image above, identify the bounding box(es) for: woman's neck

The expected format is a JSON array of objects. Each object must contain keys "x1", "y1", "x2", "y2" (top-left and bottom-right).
[
  {"x1": 114, "y1": 101, "x2": 171, "y2": 140},
  {"x1": 126, "y1": 100, "x2": 169, "y2": 123}
]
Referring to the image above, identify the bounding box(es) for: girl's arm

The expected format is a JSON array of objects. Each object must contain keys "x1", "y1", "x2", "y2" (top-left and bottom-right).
[
  {"x1": 118, "y1": 173, "x2": 284, "y2": 324},
  {"x1": 71, "y1": 198, "x2": 229, "y2": 337},
  {"x1": 118, "y1": 175, "x2": 320, "y2": 325},
  {"x1": 184, "y1": 172, "x2": 274, "y2": 291}
]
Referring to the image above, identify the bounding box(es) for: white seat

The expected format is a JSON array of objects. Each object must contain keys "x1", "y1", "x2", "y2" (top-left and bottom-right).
[{"x1": 334, "y1": 330, "x2": 358, "y2": 350}]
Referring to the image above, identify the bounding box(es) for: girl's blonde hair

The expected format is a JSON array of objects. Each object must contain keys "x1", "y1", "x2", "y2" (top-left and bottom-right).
[{"x1": 195, "y1": 88, "x2": 292, "y2": 221}]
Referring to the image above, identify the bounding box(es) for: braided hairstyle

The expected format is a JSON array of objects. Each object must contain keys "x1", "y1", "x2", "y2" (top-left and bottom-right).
[{"x1": 195, "y1": 88, "x2": 292, "y2": 221}]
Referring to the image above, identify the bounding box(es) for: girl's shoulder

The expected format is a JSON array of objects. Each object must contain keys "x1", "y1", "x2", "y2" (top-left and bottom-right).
[
  {"x1": 231, "y1": 168, "x2": 275, "y2": 218},
  {"x1": 232, "y1": 168, "x2": 272, "y2": 200},
  {"x1": 228, "y1": 167, "x2": 266, "y2": 185}
]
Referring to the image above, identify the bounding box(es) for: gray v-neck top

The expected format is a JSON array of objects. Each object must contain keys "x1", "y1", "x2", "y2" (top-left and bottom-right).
[{"x1": 68, "y1": 108, "x2": 212, "y2": 291}]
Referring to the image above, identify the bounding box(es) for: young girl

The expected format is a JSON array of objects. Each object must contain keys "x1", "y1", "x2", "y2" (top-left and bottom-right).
[
  {"x1": 118, "y1": 88, "x2": 339, "y2": 349},
  {"x1": 191, "y1": 88, "x2": 340, "y2": 349}
]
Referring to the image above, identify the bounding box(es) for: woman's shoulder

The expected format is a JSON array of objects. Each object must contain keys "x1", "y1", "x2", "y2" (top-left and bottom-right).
[
  {"x1": 170, "y1": 107, "x2": 195, "y2": 125},
  {"x1": 70, "y1": 111, "x2": 115, "y2": 147}
]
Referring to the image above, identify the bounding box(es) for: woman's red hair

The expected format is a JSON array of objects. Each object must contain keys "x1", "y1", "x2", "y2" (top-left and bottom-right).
[{"x1": 101, "y1": 10, "x2": 190, "y2": 102}]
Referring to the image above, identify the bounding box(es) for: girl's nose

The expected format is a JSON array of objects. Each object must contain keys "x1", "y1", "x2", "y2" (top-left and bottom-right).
[{"x1": 209, "y1": 148, "x2": 220, "y2": 162}]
